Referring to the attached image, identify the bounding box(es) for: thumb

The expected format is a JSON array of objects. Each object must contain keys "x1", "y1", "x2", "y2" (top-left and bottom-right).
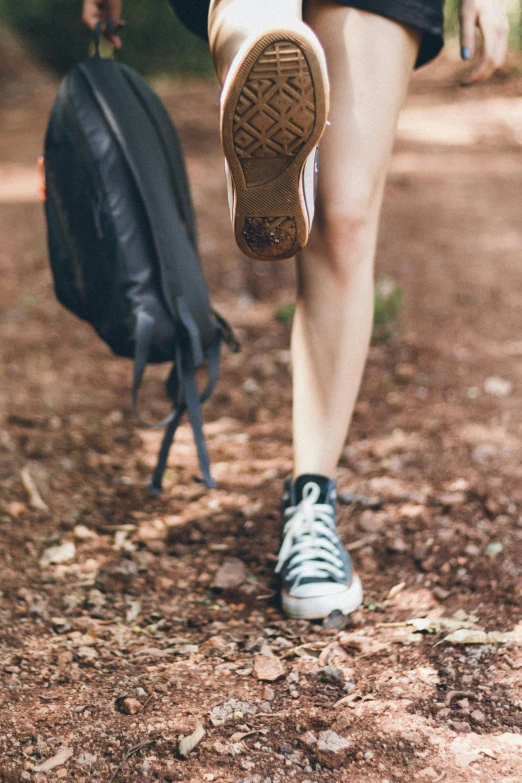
[{"x1": 460, "y1": 7, "x2": 476, "y2": 61}]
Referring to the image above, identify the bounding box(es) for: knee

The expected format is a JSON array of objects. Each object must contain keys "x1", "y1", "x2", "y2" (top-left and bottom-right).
[{"x1": 309, "y1": 200, "x2": 377, "y2": 284}]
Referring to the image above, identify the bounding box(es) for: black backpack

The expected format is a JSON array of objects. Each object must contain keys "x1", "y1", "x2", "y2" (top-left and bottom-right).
[{"x1": 42, "y1": 33, "x2": 238, "y2": 493}]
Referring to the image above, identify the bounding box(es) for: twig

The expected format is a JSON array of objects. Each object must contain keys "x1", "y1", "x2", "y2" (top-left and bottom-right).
[{"x1": 108, "y1": 740, "x2": 155, "y2": 783}]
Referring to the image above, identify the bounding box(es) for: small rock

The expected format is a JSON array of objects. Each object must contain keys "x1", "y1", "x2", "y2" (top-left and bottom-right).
[
  {"x1": 316, "y1": 730, "x2": 352, "y2": 769},
  {"x1": 322, "y1": 610, "x2": 348, "y2": 630},
  {"x1": 200, "y1": 635, "x2": 237, "y2": 659},
  {"x1": 387, "y1": 537, "x2": 408, "y2": 554},
  {"x1": 213, "y1": 558, "x2": 247, "y2": 589},
  {"x1": 254, "y1": 654, "x2": 285, "y2": 682},
  {"x1": 73, "y1": 525, "x2": 98, "y2": 541},
  {"x1": 432, "y1": 586, "x2": 451, "y2": 601},
  {"x1": 470, "y1": 709, "x2": 486, "y2": 725},
  {"x1": 485, "y1": 541, "x2": 503, "y2": 557},
  {"x1": 118, "y1": 697, "x2": 142, "y2": 715},
  {"x1": 39, "y1": 541, "x2": 76, "y2": 567},
  {"x1": 484, "y1": 376, "x2": 512, "y2": 398}
]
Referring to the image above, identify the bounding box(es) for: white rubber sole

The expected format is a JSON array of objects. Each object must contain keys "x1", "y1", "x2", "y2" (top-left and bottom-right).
[{"x1": 281, "y1": 574, "x2": 363, "y2": 620}]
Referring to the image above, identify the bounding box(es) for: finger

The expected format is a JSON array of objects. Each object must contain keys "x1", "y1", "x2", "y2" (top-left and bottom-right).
[
  {"x1": 104, "y1": 33, "x2": 122, "y2": 50},
  {"x1": 459, "y1": 4, "x2": 476, "y2": 60},
  {"x1": 82, "y1": 0, "x2": 102, "y2": 29},
  {"x1": 462, "y1": 14, "x2": 507, "y2": 83}
]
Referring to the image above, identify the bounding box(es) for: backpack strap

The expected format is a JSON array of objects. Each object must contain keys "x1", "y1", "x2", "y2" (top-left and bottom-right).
[
  {"x1": 119, "y1": 65, "x2": 198, "y2": 252},
  {"x1": 149, "y1": 341, "x2": 220, "y2": 494},
  {"x1": 132, "y1": 309, "x2": 179, "y2": 428}
]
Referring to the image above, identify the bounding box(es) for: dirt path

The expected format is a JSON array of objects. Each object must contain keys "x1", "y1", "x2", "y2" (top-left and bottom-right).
[{"x1": 1, "y1": 54, "x2": 522, "y2": 783}]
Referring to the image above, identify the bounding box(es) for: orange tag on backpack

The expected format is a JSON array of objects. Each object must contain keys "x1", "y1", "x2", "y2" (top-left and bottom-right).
[{"x1": 37, "y1": 154, "x2": 47, "y2": 203}]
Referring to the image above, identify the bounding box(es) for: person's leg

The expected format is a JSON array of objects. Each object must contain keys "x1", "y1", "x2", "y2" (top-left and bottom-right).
[
  {"x1": 292, "y1": 4, "x2": 420, "y2": 478},
  {"x1": 208, "y1": 0, "x2": 304, "y2": 84}
]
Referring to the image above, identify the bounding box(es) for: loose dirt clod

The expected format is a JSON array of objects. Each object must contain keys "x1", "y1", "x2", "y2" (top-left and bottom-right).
[
  {"x1": 118, "y1": 697, "x2": 142, "y2": 715},
  {"x1": 253, "y1": 654, "x2": 285, "y2": 681},
  {"x1": 213, "y1": 558, "x2": 247, "y2": 589},
  {"x1": 316, "y1": 730, "x2": 352, "y2": 769}
]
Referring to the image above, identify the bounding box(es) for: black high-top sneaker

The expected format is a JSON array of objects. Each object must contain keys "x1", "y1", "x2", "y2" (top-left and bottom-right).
[{"x1": 276, "y1": 474, "x2": 363, "y2": 620}]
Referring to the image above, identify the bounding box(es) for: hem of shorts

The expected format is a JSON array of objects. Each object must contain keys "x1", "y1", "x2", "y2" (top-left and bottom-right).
[{"x1": 329, "y1": 0, "x2": 444, "y2": 68}]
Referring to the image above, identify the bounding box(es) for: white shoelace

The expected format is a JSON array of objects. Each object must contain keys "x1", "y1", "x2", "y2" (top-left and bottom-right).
[{"x1": 275, "y1": 482, "x2": 346, "y2": 587}]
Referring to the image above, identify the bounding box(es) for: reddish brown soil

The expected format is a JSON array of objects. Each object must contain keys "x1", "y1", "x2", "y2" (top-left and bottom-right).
[{"x1": 1, "y1": 50, "x2": 522, "y2": 783}]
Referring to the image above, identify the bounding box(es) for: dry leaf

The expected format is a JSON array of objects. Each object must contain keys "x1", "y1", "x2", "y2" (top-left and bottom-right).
[
  {"x1": 33, "y1": 747, "x2": 73, "y2": 772},
  {"x1": 443, "y1": 629, "x2": 512, "y2": 645},
  {"x1": 178, "y1": 722, "x2": 205, "y2": 758},
  {"x1": 338, "y1": 633, "x2": 388, "y2": 656},
  {"x1": 21, "y1": 465, "x2": 48, "y2": 511},
  {"x1": 408, "y1": 615, "x2": 477, "y2": 634}
]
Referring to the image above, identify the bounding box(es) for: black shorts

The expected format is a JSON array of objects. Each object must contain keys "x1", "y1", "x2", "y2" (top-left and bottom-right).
[{"x1": 169, "y1": 0, "x2": 444, "y2": 68}]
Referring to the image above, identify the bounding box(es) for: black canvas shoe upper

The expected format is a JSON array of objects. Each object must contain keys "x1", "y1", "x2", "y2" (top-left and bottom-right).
[{"x1": 276, "y1": 474, "x2": 354, "y2": 593}]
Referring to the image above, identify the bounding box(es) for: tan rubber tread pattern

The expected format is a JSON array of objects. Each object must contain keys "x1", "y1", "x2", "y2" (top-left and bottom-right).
[{"x1": 222, "y1": 32, "x2": 327, "y2": 261}]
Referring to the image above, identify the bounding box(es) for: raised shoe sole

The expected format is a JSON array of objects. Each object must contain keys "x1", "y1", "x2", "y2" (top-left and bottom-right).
[{"x1": 221, "y1": 30, "x2": 328, "y2": 261}]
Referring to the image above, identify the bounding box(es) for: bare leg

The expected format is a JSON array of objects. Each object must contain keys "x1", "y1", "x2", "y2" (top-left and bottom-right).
[
  {"x1": 292, "y1": 4, "x2": 420, "y2": 478},
  {"x1": 208, "y1": 0, "x2": 305, "y2": 84}
]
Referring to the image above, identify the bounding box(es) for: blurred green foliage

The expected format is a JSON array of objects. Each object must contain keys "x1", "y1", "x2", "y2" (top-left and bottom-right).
[
  {"x1": 0, "y1": 0, "x2": 520, "y2": 77},
  {"x1": 273, "y1": 275, "x2": 403, "y2": 342},
  {"x1": 445, "y1": 0, "x2": 522, "y2": 47},
  {"x1": 372, "y1": 276, "x2": 402, "y2": 343},
  {"x1": 0, "y1": 0, "x2": 213, "y2": 75}
]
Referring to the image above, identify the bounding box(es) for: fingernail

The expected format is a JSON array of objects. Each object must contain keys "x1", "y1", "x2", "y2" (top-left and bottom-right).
[{"x1": 461, "y1": 46, "x2": 471, "y2": 61}]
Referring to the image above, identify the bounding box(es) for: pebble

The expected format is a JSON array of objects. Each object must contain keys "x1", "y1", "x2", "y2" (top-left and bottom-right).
[
  {"x1": 213, "y1": 558, "x2": 246, "y2": 589},
  {"x1": 119, "y1": 697, "x2": 142, "y2": 715},
  {"x1": 322, "y1": 610, "x2": 348, "y2": 630},
  {"x1": 316, "y1": 730, "x2": 352, "y2": 769},
  {"x1": 470, "y1": 709, "x2": 486, "y2": 725},
  {"x1": 300, "y1": 732, "x2": 318, "y2": 749}
]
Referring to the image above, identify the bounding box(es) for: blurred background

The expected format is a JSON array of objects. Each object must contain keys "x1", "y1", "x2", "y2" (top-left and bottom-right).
[{"x1": 0, "y1": 0, "x2": 520, "y2": 79}]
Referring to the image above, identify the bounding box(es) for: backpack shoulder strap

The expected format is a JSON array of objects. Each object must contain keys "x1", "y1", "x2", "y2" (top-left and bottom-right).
[{"x1": 119, "y1": 65, "x2": 198, "y2": 251}]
